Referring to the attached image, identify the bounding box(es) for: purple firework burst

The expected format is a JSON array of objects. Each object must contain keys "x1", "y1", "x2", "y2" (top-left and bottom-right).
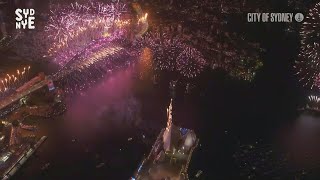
[
  {"x1": 45, "y1": 0, "x2": 128, "y2": 66},
  {"x1": 296, "y1": 2, "x2": 320, "y2": 89},
  {"x1": 176, "y1": 46, "x2": 207, "y2": 78},
  {"x1": 153, "y1": 36, "x2": 184, "y2": 71}
]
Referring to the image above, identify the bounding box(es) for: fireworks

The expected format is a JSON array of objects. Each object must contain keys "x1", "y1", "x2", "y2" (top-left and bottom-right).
[
  {"x1": 154, "y1": 37, "x2": 184, "y2": 71},
  {"x1": 176, "y1": 46, "x2": 207, "y2": 78},
  {"x1": 11, "y1": 0, "x2": 130, "y2": 64},
  {"x1": 56, "y1": 40, "x2": 132, "y2": 94},
  {"x1": 309, "y1": 95, "x2": 320, "y2": 103},
  {"x1": 295, "y1": 2, "x2": 320, "y2": 89},
  {"x1": 45, "y1": 0, "x2": 129, "y2": 66},
  {"x1": 141, "y1": 20, "x2": 262, "y2": 81},
  {"x1": 0, "y1": 66, "x2": 31, "y2": 97},
  {"x1": 10, "y1": 1, "x2": 147, "y2": 95},
  {"x1": 306, "y1": 95, "x2": 320, "y2": 110},
  {"x1": 115, "y1": 19, "x2": 130, "y2": 28},
  {"x1": 132, "y1": 2, "x2": 149, "y2": 37},
  {"x1": 138, "y1": 13, "x2": 148, "y2": 24},
  {"x1": 143, "y1": 0, "x2": 264, "y2": 82},
  {"x1": 134, "y1": 32, "x2": 156, "y2": 50},
  {"x1": 208, "y1": 32, "x2": 263, "y2": 81},
  {"x1": 315, "y1": 74, "x2": 320, "y2": 89},
  {"x1": 135, "y1": 31, "x2": 208, "y2": 78},
  {"x1": 228, "y1": 55, "x2": 263, "y2": 81},
  {"x1": 41, "y1": 0, "x2": 147, "y2": 94},
  {"x1": 138, "y1": 47, "x2": 153, "y2": 79},
  {"x1": 299, "y1": 95, "x2": 320, "y2": 114}
]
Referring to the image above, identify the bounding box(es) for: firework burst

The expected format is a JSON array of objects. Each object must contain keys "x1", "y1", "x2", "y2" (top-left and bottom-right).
[
  {"x1": 305, "y1": 95, "x2": 320, "y2": 111},
  {"x1": 135, "y1": 31, "x2": 208, "y2": 78},
  {"x1": 208, "y1": 33, "x2": 263, "y2": 82},
  {"x1": 153, "y1": 37, "x2": 184, "y2": 71},
  {"x1": 11, "y1": 0, "x2": 130, "y2": 65},
  {"x1": 138, "y1": 47, "x2": 153, "y2": 79},
  {"x1": 0, "y1": 66, "x2": 31, "y2": 98},
  {"x1": 55, "y1": 40, "x2": 133, "y2": 94},
  {"x1": 295, "y1": 2, "x2": 320, "y2": 89},
  {"x1": 314, "y1": 74, "x2": 320, "y2": 89},
  {"x1": 176, "y1": 46, "x2": 207, "y2": 78},
  {"x1": 45, "y1": 0, "x2": 129, "y2": 66}
]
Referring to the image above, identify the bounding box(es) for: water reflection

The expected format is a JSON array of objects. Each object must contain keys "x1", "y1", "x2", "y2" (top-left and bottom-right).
[
  {"x1": 285, "y1": 114, "x2": 320, "y2": 167},
  {"x1": 64, "y1": 68, "x2": 142, "y2": 139}
]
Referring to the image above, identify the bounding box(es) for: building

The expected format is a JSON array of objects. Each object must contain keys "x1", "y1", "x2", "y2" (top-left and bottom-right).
[
  {"x1": 9, "y1": 120, "x2": 21, "y2": 146},
  {"x1": 162, "y1": 99, "x2": 173, "y2": 152},
  {"x1": 9, "y1": 126, "x2": 19, "y2": 146},
  {"x1": 0, "y1": 151, "x2": 12, "y2": 165},
  {"x1": 133, "y1": 99, "x2": 199, "y2": 180}
]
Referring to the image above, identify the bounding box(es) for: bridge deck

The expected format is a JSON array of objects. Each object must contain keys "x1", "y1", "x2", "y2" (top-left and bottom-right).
[{"x1": 0, "y1": 80, "x2": 48, "y2": 111}]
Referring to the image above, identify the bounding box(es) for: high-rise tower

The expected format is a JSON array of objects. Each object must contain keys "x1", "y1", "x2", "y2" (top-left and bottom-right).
[{"x1": 163, "y1": 99, "x2": 173, "y2": 151}]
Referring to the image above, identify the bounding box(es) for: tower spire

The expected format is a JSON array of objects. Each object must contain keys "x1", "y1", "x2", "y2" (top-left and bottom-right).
[
  {"x1": 166, "y1": 98, "x2": 173, "y2": 129},
  {"x1": 163, "y1": 98, "x2": 173, "y2": 151}
]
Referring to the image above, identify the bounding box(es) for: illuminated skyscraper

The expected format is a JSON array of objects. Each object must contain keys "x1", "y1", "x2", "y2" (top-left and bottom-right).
[{"x1": 163, "y1": 98, "x2": 173, "y2": 151}]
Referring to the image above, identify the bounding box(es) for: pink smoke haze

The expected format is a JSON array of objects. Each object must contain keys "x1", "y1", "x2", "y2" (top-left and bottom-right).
[
  {"x1": 64, "y1": 68, "x2": 135, "y2": 138},
  {"x1": 281, "y1": 114, "x2": 320, "y2": 168}
]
